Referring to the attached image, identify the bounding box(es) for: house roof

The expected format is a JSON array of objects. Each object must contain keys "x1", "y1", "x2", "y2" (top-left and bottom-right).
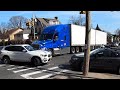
[
  {"x1": 5, "y1": 28, "x2": 21, "y2": 35},
  {"x1": 15, "y1": 29, "x2": 31, "y2": 35},
  {"x1": 37, "y1": 18, "x2": 49, "y2": 26},
  {"x1": 0, "y1": 28, "x2": 23, "y2": 39},
  {"x1": 36, "y1": 18, "x2": 61, "y2": 26}
]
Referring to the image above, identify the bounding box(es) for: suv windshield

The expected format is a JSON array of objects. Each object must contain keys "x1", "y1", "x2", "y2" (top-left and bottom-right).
[
  {"x1": 40, "y1": 34, "x2": 53, "y2": 40},
  {"x1": 24, "y1": 45, "x2": 35, "y2": 51}
]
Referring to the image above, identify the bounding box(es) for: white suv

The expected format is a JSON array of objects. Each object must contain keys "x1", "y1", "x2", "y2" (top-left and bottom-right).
[{"x1": 0, "y1": 44, "x2": 52, "y2": 66}]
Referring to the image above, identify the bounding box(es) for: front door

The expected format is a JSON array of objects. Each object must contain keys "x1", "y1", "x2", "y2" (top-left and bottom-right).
[
  {"x1": 90, "y1": 50, "x2": 110, "y2": 70},
  {"x1": 13, "y1": 46, "x2": 29, "y2": 62}
]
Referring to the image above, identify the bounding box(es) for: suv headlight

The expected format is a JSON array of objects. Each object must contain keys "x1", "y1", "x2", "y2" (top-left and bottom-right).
[{"x1": 40, "y1": 54, "x2": 47, "y2": 57}]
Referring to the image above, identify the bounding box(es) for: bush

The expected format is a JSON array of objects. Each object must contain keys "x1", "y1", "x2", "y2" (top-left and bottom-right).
[{"x1": 0, "y1": 39, "x2": 32, "y2": 46}]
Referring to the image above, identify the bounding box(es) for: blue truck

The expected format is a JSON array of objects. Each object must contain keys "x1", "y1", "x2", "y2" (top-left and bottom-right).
[{"x1": 32, "y1": 24, "x2": 107, "y2": 55}]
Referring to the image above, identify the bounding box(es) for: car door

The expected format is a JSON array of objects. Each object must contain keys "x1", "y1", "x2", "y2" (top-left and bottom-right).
[
  {"x1": 13, "y1": 46, "x2": 30, "y2": 62},
  {"x1": 103, "y1": 50, "x2": 120, "y2": 71},
  {"x1": 90, "y1": 50, "x2": 109, "y2": 70},
  {"x1": 4, "y1": 46, "x2": 16, "y2": 61}
]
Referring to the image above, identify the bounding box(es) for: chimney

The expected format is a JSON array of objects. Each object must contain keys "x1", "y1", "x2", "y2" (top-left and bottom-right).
[{"x1": 54, "y1": 17, "x2": 58, "y2": 20}]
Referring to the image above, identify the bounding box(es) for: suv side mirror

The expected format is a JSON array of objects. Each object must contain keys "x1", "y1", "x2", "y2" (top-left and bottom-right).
[{"x1": 22, "y1": 49, "x2": 27, "y2": 52}]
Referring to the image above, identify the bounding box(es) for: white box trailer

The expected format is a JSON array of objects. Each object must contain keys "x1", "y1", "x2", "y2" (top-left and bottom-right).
[
  {"x1": 70, "y1": 24, "x2": 107, "y2": 50},
  {"x1": 32, "y1": 24, "x2": 107, "y2": 55}
]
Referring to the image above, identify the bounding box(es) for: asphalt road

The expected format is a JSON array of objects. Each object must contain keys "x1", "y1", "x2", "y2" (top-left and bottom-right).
[
  {"x1": 0, "y1": 54, "x2": 74, "y2": 79},
  {"x1": 0, "y1": 53, "x2": 120, "y2": 79}
]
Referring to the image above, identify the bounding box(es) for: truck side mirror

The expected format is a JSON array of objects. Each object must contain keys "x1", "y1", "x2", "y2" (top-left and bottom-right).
[{"x1": 53, "y1": 36, "x2": 58, "y2": 42}]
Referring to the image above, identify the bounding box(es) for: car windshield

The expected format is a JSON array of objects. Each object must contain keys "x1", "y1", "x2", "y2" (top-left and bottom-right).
[
  {"x1": 90, "y1": 48, "x2": 104, "y2": 55},
  {"x1": 40, "y1": 34, "x2": 53, "y2": 40},
  {"x1": 24, "y1": 45, "x2": 35, "y2": 51}
]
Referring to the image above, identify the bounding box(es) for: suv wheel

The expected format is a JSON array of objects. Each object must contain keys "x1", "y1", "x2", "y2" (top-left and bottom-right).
[
  {"x1": 32, "y1": 57, "x2": 41, "y2": 66},
  {"x1": 3, "y1": 56, "x2": 10, "y2": 64}
]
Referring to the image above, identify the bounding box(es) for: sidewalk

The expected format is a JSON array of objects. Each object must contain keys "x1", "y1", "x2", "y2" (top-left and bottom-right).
[{"x1": 48, "y1": 72, "x2": 120, "y2": 79}]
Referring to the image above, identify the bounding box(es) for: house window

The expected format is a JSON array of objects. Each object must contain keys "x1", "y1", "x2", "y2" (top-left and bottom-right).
[{"x1": 17, "y1": 34, "x2": 21, "y2": 37}]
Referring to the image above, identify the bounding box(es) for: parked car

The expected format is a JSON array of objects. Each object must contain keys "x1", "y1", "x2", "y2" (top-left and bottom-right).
[
  {"x1": 0, "y1": 44, "x2": 52, "y2": 66},
  {"x1": 69, "y1": 48, "x2": 120, "y2": 74}
]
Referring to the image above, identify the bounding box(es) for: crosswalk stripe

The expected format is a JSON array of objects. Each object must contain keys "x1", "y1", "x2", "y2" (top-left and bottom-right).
[
  {"x1": 0, "y1": 64, "x2": 6, "y2": 67},
  {"x1": 13, "y1": 67, "x2": 36, "y2": 73},
  {"x1": 7, "y1": 66, "x2": 25, "y2": 70},
  {"x1": 34, "y1": 69, "x2": 69, "y2": 79},
  {"x1": 21, "y1": 66, "x2": 58, "y2": 79}
]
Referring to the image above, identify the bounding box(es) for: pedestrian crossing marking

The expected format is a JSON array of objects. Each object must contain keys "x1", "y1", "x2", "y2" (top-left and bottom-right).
[
  {"x1": 1, "y1": 64, "x2": 70, "y2": 79},
  {"x1": 0, "y1": 64, "x2": 6, "y2": 67},
  {"x1": 13, "y1": 67, "x2": 36, "y2": 73},
  {"x1": 7, "y1": 66, "x2": 25, "y2": 70},
  {"x1": 35, "y1": 70, "x2": 69, "y2": 79},
  {"x1": 21, "y1": 66, "x2": 58, "y2": 79}
]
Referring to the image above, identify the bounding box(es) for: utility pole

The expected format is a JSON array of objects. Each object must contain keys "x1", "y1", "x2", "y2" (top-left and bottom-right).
[
  {"x1": 83, "y1": 11, "x2": 91, "y2": 77},
  {"x1": 32, "y1": 14, "x2": 35, "y2": 40}
]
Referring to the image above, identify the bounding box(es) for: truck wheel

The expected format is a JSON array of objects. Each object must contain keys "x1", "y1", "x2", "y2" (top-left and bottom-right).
[
  {"x1": 2, "y1": 56, "x2": 10, "y2": 64},
  {"x1": 76, "y1": 47, "x2": 80, "y2": 53},
  {"x1": 32, "y1": 57, "x2": 41, "y2": 66},
  {"x1": 71, "y1": 47, "x2": 75, "y2": 54}
]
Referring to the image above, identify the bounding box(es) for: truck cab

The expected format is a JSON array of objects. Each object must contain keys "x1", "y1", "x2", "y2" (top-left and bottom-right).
[{"x1": 32, "y1": 24, "x2": 70, "y2": 55}]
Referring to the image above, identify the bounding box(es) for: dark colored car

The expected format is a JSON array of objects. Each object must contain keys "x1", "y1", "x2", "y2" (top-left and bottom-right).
[{"x1": 69, "y1": 48, "x2": 120, "y2": 74}]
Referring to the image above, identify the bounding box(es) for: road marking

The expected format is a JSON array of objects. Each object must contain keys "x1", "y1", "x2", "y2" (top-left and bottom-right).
[
  {"x1": 0, "y1": 64, "x2": 6, "y2": 67},
  {"x1": 21, "y1": 66, "x2": 58, "y2": 79},
  {"x1": 7, "y1": 66, "x2": 25, "y2": 70},
  {"x1": 13, "y1": 67, "x2": 36, "y2": 73},
  {"x1": 34, "y1": 69, "x2": 69, "y2": 79}
]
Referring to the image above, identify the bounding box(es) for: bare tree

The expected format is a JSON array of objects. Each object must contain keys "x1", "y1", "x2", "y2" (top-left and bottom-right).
[
  {"x1": 8, "y1": 16, "x2": 28, "y2": 29},
  {"x1": 115, "y1": 28, "x2": 120, "y2": 36},
  {"x1": 0, "y1": 22, "x2": 8, "y2": 33},
  {"x1": 114, "y1": 28, "x2": 120, "y2": 42},
  {"x1": 68, "y1": 15, "x2": 86, "y2": 26},
  {"x1": 106, "y1": 32, "x2": 112, "y2": 43}
]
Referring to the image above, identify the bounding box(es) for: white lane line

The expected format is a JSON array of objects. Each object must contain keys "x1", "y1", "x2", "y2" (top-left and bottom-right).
[
  {"x1": 35, "y1": 69, "x2": 69, "y2": 79},
  {"x1": 0, "y1": 64, "x2": 6, "y2": 67},
  {"x1": 7, "y1": 66, "x2": 25, "y2": 70},
  {"x1": 13, "y1": 67, "x2": 36, "y2": 73},
  {"x1": 21, "y1": 66, "x2": 58, "y2": 79}
]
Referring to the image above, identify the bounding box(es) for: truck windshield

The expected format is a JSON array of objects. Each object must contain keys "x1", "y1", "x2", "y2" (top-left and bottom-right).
[{"x1": 40, "y1": 34, "x2": 53, "y2": 40}]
